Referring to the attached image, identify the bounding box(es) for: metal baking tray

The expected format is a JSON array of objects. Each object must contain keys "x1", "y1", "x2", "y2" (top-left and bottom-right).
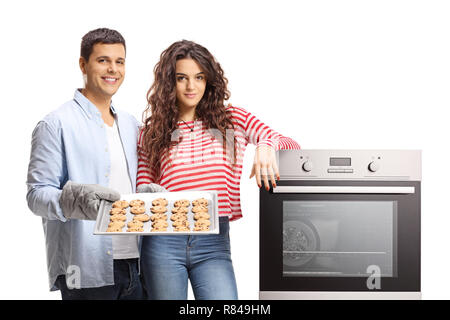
[{"x1": 94, "y1": 191, "x2": 219, "y2": 235}]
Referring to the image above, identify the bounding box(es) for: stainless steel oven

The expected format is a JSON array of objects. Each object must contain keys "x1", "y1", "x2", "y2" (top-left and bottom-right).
[{"x1": 259, "y1": 150, "x2": 421, "y2": 300}]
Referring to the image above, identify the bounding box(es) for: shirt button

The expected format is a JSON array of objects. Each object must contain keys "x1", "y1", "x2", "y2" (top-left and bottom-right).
[
  {"x1": 105, "y1": 173, "x2": 109, "y2": 177},
  {"x1": 107, "y1": 251, "x2": 111, "y2": 255},
  {"x1": 101, "y1": 124, "x2": 104, "y2": 128},
  {"x1": 105, "y1": 147, "x2": 108, "y2": 152}
]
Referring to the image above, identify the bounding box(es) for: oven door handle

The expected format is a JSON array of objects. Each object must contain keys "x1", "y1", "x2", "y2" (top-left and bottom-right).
[{"x1": 272, "y1": 186, "x2": 415, "y2": 194}]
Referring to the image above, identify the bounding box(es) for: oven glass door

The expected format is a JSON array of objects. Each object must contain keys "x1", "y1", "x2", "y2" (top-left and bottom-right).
[
  {"x1": 260, "y1": 181, "x2": 420, "y2": 292},
  {"x1": 283, "y1": 200, "x2": 396, "y2": 278}
]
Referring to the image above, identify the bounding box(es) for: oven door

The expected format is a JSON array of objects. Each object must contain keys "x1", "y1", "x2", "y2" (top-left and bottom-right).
[{"x1": 260, "y1": 180, "x2": 420, "y2": 294}]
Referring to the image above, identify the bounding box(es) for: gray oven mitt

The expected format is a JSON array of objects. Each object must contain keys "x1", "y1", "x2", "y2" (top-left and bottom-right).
[
  {"x1": 59, "y1": 181, "x2": 121, "y2": 220},
  {"x1": 137, "y1": 183, "x2": 168, "y2": 193}
]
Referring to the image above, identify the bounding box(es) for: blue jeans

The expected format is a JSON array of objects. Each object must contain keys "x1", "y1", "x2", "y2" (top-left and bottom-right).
[
  {"x1": 140, "y1": 217, "x2": 238, "y2": 300},
  {"x1": 55, "y1": 258, "x2": 145, "y2": 300}
]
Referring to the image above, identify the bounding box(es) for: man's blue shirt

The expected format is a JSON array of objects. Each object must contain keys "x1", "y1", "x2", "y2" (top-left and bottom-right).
[{"x1": 26, "y1": 89, "x2": 139, "y2": 290}]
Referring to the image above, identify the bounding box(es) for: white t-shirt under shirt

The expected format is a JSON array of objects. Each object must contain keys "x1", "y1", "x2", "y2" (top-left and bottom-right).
[{"x1": 105, "y1": 120, "x2": 139, "y2": 259}]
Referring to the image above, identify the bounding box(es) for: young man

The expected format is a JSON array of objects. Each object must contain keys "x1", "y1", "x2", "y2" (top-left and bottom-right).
[{"x1": 26, "y1": 28, "x2": 145, "y2": 299}]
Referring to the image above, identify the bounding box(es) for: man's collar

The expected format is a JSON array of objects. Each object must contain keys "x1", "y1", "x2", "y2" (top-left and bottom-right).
[{"x1": 73, "y1": 89, "x2": 117, "y2": 119}]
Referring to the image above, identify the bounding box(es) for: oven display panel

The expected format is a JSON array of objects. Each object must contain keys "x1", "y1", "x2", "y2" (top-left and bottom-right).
[{"x1": 330, "y1": 157, "x2": 351, "y2": 166}]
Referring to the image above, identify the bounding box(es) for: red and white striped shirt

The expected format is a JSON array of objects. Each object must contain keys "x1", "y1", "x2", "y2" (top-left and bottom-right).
[{"x1": 137, "y1": 105, "x2": 300, "y2": 221}]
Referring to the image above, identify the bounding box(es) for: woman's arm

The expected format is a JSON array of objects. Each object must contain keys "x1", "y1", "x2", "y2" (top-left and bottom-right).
[
  {"x1": 231, "y1": 105, "x2": 300, "y2": 190},
  {"x1": 242, "y1": 106, "x2": 300, "y2": 151},
  {"x1": 137, "y1": 129, "x2": 157, "y2": 187},
  {"x1": 136, "y1": 129, "x2": 168, "y2": 194}
]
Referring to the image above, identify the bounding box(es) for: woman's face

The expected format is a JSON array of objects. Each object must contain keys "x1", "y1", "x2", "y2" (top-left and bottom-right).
[{"x1": 175, "y1": 58, "x2": 207, "y2": 112}]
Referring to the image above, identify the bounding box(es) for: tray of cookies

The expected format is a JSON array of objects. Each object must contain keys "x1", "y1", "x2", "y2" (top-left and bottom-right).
[{"x1": 93, "y1": 191, "x2": 219, "y2": 235}]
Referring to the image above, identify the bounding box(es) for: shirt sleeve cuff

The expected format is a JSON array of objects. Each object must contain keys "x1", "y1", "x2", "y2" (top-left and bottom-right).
[{"x1": 256, "y1": 140, "x2": 279, "y2": 151}]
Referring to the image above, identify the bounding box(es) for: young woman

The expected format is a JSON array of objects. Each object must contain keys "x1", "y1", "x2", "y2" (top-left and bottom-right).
[{"x1": 138, "y1": 40, "x2": 300, "y2": 299}]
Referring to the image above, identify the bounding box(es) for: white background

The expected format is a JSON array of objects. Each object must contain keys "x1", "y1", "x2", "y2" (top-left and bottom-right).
[{"x1": 0, "y1": 0, "x2": 449, "y2": 299}]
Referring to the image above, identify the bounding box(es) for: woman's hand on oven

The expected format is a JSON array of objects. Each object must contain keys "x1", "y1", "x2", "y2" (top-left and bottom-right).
[{"x1": 249, "y1": 145, "x2": 280, "y2": 190}]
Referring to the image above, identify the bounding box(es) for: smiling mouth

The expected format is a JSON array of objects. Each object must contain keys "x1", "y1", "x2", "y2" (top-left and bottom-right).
[{"x1": 102, "y1": 76, "x2": 119, "y2": 84}]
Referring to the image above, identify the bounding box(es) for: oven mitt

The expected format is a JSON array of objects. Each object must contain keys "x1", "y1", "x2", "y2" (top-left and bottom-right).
[
  {"x1": 136, "y1": 183, "x2": 168, "y2": 193},
  {"x1": 59, "y1": 181, "x2": 121, "y2": 220}
]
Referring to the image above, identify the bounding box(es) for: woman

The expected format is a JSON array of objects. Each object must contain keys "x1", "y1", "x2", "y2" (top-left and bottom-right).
[{"x1": 138, "y1": 40, "x2": 300, "y2": 299}]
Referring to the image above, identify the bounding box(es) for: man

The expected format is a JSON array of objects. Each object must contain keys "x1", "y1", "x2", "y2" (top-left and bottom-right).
[{"x1": 26, "y1": 28, "x2": 145, "y2": 299}]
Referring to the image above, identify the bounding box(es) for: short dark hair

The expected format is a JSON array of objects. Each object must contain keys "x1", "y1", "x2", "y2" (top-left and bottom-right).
[{"x1": 80, "y1": 28, "x2": 126, "y2": 61}]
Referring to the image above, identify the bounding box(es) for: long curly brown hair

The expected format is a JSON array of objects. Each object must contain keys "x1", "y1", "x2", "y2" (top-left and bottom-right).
[{"x1": 141, "y1": 40, "x2": 238, "y2": 180}]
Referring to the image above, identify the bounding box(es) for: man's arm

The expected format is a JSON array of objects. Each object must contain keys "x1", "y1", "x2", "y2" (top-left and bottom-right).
[
  {"x1": 26, "y1": 119, "x2": 121, "y2": 221},
  {"x1": 26, "y1": 119, "x2": 67, "y2": 221}
]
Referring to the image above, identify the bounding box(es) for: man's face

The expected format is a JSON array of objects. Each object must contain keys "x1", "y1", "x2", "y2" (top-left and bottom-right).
[{"x1": 79, "y1": 43, "x2": 125, "y2": 99}]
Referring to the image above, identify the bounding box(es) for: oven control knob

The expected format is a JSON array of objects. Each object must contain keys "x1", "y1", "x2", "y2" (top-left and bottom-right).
[
  {"x1": 302, "y1": 161, "x2": 313, "y2": 172},
  {"x1": 368, "y1": 161, "x2": 380, "y2": 172}
]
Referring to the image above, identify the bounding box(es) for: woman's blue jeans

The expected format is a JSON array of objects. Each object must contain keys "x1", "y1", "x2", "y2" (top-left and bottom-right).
[{"x1": 140, "y1": 217, "x2": 238, "y2": 300}]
